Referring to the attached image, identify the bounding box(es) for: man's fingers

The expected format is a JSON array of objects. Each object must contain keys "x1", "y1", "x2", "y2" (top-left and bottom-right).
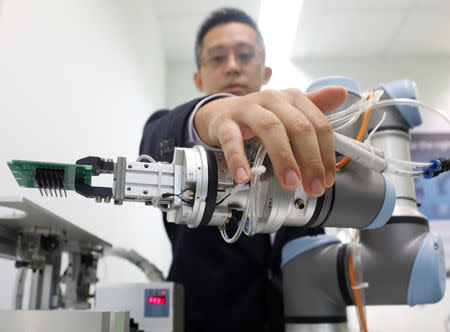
[
  {"x1": 260, "y1": 91, "x2": 329, "y2": 196},
  {"x1": 205, "y1": 87, "x2": 348, "y2": 194},
  {"x1": 306, "y1": 86, "x2": 347, "y2": 113},
  {"x1": 236, "y1": 104, "x2": 301, "y2": 190},
  {"x1": 282, "y1": 89, "x2": 340, "y2": 189},
  {"x1": 215, "y1": 120, "x2": 250, "y2": 184}
]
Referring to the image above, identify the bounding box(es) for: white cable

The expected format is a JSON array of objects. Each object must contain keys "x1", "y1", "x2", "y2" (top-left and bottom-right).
[
  {"x1": 330, "y1": 94, "x2": 450, "y2": 177},
  {"x1": 385, "y1": 157, "x2": 432, "y2": 169},
  {"x1": 220, "y1": 145, "x2": 267, "y2": 242},
  {"x1": 373, "y1": 99, "x2": 450, "y2": 126},
  {"x1": 336, "y1": 129, "x2": 430, "y2": 177},
  {"x1": 103, "y1": 248, "x2": 164, "y2": 281},
  {"x1": 334, "y1": 132, "x2": 387, "y2": 172},
  {"x1": 332, "y1": 114, "x2": 363, "y2": 132},
  {"x1": 137, "y1": 154, "x2": 157, "y2": 163},
  {"x1": 219, "y1": 95, "x2": 449, "y2": 242},
  {"x1": 386, "y1": 166, "x2": 425, "y2": 178},
  {"x1": 326, "y1": 92, "x2": 373, "y2": 121},
  {"x1": 365, "y1": 111, "x2": 387, "y2": 154},
  {"x1": 327, "y1": 90, "x2": 383, "y2": 125},
  {"x1": 245, "y1": 144, "x2": 267, "y2": 236},
  {"x1": 220, "y1": 183, "x2": 249, "y2": 243}
]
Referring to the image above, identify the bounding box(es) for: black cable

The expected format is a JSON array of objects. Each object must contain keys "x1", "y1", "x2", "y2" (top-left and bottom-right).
[
  {"x1": 161, "y1": 187, "x2": 194, "y2": 204},
  {"x1": 216, "y1": 193, "x2": 231, "y2": 206}
]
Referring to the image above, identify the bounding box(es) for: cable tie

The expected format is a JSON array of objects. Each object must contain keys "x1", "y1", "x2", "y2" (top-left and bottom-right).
[
  {"x1": 352, "y1": 282, "x2": 369, "y2": 290},
  {"x1": 251, "y1": 165, "x2": 266, "y2": 176}
]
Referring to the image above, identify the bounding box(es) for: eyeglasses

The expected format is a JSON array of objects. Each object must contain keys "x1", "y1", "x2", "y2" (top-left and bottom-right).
[{"x1": 200, "y1": 44, "x2": 262, "y2": 69}]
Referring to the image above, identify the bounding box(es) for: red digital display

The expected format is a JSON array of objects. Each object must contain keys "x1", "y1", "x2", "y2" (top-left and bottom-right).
[{"x1": 148, "y1": 296, "x2": 166, "y2": 305}]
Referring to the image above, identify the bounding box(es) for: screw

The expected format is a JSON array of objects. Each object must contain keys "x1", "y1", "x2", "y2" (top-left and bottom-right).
[
  {"x1": 104, "y1": 197, "x2": 111, "y2": 203},
  {"x1": 434, "y1": 242, "x2": 439, "y2": 250},
  {"x1": 128, "y1": 165, "x2": 132, "y2": 169},
  {"x1": 268, "y1": 199, "x2": 272, "y2": 208},
  {"x1": 294, "y1": 199, "x2": 305, "y2": 209},
  {"x1": 95, "y1": 197, "x2": 102, "y2": 203}
]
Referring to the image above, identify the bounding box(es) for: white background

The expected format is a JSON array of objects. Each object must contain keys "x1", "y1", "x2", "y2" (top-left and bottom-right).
[{"x1": 0, "y1": 0, "x2": 170, "y2": 307}]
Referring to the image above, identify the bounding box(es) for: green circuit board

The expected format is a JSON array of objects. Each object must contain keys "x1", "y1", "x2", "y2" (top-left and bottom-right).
[{"x1": 7, "y1": 160, "x2": 92, "y2": 191}]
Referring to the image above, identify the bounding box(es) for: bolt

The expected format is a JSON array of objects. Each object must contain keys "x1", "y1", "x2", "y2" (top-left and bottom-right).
[{"x1": 294, "y1": 199, "x2": 305, "y2": 209}]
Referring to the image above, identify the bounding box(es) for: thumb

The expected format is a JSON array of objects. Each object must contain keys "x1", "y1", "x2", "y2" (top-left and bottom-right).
[{"x1": 306, "y1": 86, "x2": 347, "y2": 113}]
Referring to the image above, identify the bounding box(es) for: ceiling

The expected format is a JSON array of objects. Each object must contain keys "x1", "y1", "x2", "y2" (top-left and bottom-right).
[
  {"x1": 153, "y1": 0, "x2": 261, "y2": 64},
  {"x1": 154, "y1": 0, "x2": 450, "y2": 63}
]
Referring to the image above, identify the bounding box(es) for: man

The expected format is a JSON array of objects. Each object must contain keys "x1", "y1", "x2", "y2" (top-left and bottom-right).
[{"x1": 140, "y1": 8, "x2": 347, "y2": 332}]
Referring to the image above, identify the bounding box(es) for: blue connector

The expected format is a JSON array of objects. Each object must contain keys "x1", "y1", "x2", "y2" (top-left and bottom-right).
[
  {"x1": 429, "y1": 159, "x2": 442, "y2": 172},
  {"x1": 424, "y1": 158, "x2": 450, "y2": 179}
]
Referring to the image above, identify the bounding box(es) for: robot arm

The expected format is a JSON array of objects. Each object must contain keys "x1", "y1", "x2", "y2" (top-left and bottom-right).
[
  {"x1": 66, "y1": 143, "x2": 395, "y2": 238},
  {"x1": 281, "y1": 77, "x2": 448, "y2": 332}
]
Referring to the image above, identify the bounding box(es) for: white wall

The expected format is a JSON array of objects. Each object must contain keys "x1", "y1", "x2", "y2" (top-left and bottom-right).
[
  {"x1": 289, "y1": 57, "x2": 450, "y2": 132},
  {"x1": 166, "y1": 56, "x2": 450, "y2": 331},
  {"x1": 0, "y1": 0, "x2": 171, "y2": 309},
  {"x1": 166, "y1": 62, "x2": 203, "y2": 108}
]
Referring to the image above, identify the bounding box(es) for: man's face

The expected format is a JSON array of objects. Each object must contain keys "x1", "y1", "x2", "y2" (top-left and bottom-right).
[{"x1": 194, "y1": 22, "x2": 272, "y2": 96}]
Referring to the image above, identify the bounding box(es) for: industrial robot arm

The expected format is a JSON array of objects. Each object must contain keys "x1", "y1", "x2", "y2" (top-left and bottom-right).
[
  {"x1": 281, "y1": 77, "x2": 449, "y2": 332},
  {"x1": 11, "y1": 142, "x2": 390, "y2": 249}
]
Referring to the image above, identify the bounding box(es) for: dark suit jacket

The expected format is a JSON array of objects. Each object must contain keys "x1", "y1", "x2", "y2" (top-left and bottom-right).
[{"x1": 139, "y1": 97, "x2": 323, "y2": 332}]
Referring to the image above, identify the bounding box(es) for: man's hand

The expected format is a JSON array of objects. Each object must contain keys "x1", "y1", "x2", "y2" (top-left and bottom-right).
[{"x1": 194, "y1": 87, "x2": 347, "y2": 197}]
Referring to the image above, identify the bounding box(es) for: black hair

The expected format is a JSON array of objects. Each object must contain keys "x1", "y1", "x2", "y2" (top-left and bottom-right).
[{"x1": 194, "y1": 7, "x2": 265, "y2": 69}]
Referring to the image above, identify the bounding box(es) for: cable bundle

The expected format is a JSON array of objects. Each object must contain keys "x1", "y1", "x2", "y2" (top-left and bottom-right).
[{"x1": 220, "y1": 92, "x2": 450, "y2": 243}]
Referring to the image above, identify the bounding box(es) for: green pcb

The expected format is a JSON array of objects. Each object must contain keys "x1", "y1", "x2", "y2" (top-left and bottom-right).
[{"x1": 7, "y1": 160, "x2": 92, "y2": 191}]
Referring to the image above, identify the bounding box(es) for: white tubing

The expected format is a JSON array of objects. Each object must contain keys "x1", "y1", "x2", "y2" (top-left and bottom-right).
[{"x1": 334, "y1": 132, "x2": 388, "y2": 172}]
